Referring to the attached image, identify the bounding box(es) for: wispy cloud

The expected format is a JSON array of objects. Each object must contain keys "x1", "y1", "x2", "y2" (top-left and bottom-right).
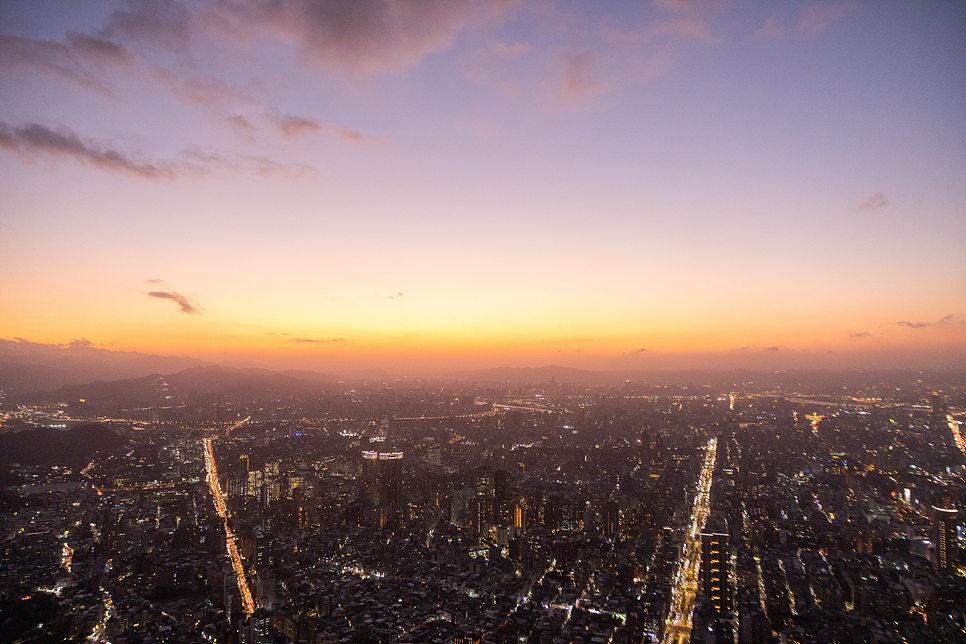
[
  {"x1": 274, "y1": 114, "x2": 369, "y2": 143},
  {"x1": 762, "y1": 346, "x2": 781, "y2": 351},
  {"x1": 100, "y1": 0, "x2": 192, "y2": 53},
  {"x1": 0, "y1": 122, "x2": 173, "y2": 179},
  {"x1": 855, "y1": 192, "x2": 889, "y2": 213},
  {"x1": 148, "y1": 291, "x2": 204, "y2": 314},
  {"x1": 552, "y1": 50, "x2": 605, "y2": 105},
  {"x1": 897, "y1": 314, "x2": 954, "y2": 329},
  {"x1": 145, "y1": 278, "x2": 166, "y2": 285},
  {"x1": 798, "y1": 1, "x2": 856, "y2": 34},
  {"x1": 630, "y1": 348, "x2": 648, "y2": 354},
  {"x1": 493, "y1": 41, "x2": 532, "y2": 57},
  {"x1": 755, "y1": 17, "x2": 784, "y2": 39},
  {"x1": 293, "y1": 337, "x2": 345, "y2": 343},
  {"x1": 848, "y1": 331, "x2": 871, "y2": 338},
  {"x1": 65, "y1": 31, "x2": 135, "y2": 67},
  {"x1": 386, "y1": 292, "x2": 405, "y2": 300},
  {"x1": 0, "y1": 34, "x2": 114, "y2": 95}
]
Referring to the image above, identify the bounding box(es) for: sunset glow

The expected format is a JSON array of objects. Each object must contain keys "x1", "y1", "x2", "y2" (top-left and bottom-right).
[{"x1": 2, "y1": 1, "x2": 963, "y2": 375}]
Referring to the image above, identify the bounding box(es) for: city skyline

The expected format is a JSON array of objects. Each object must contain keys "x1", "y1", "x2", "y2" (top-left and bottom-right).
[{"x1": 2, "y1": 1, "x2": 964, "y2": 376}]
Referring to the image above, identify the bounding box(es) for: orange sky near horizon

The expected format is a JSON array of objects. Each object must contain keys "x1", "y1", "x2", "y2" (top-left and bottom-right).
[{"x1": 1, "y1": 1, "x2": 964, "y2": 376}]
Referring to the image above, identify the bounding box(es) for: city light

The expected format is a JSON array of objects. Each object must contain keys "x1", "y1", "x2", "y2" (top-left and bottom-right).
[
  {"x1": 203, "y1": 438, "x2": 255, "y2": 615},
  {"x1": 664, "y1": 437, "x2": 717, "y2": 644}
]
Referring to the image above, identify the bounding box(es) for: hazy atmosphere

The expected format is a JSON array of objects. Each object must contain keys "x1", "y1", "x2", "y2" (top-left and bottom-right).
[{"x1": 2, "y1": 0, "x2": 964, "y2": 376}]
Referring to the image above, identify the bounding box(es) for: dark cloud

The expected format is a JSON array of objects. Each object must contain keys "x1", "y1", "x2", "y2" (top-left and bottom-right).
[
  {"x1": 231, "y1": 0, "x2": 515, "y2": 74},
  {"x1": 0, "y1": 122, "x2": 173, "y2": 179},
  {"x1": 855, "y1": 192, "x2": 889, "y2": 213},
  {"x1": 848, "y1": 331, "x2": 871, "y2": 338},
  {"x1": 65, "y1": 31, "x2": 135, "y2": 66},
  {"x1": 293, "y1": 338, "x2": 345, "y2": 343},
  {"x1": 762, "y1": 346, "x2": 780, "y2": 351},
  {"x1": 631, "y1": 348, "x2": 648, "y2": 354},
  {"x1": 0, "y1": 34, "x2": 113, "y2": 94},
  {"x1": 68, "y1": 338, "x2": 95, "y2": 349},
  {"x1": 145, "y1": 278, "x2": 166, "y2": 284},
  {"x1": 100, "y1": 0, "x2": 192, "y2": 53},
  {"x1": 148, "y1": 291, "x2": 204, "y2": 314}
]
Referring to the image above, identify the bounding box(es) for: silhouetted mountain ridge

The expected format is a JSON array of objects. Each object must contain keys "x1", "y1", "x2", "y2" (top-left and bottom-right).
[{"x1": 32, "y1": 365, "x2": 348, "y2": 405}]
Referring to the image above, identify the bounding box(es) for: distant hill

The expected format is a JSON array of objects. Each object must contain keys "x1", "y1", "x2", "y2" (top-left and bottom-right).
[
  {"x1": 28, "y1": 365, "x2": 348, "y2": 406},
  {"x1": 0, "y1": 423, "x2": 128, "y2": 465},
  {"x1": 446, "y1": 365, "x2": 617, "y2": 385},
  {"x1": 0, "y1": 339, "x2": 216, "y2": 393}
]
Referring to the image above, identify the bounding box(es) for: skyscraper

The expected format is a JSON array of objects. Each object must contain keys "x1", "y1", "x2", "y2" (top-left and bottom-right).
[
  {"x1": 701, "y1": 531, "x2": 731, "y2": 617},
  {"x1": 933, "y1": 506, "x2": 959, "y2": 571},
  {"x1": 379, "y1": 452, "x2": 403, "y2": 507}
]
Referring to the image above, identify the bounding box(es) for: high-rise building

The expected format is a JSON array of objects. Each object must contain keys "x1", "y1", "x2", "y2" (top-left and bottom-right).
[
  {"x1": 494, "y1": 468, "x2": 509, "y2": 501},
  {"x1": 602, "y1": 499, "x2": 620, "y2": 537},
  {"x1": 361, "y1": 451, "x2": 380, "y2": 506},
  {"x1": 641, "y1": 426, "x2": 650, "y2": 468},
  {"x1": 475, "y1": 467, "x2": 494, "y2": 498},
  {"x1": 379, "y1": 452, "x2": 403, "y2": 507},
  {"x1": 701, "y1": 531, "x2": 731, "y2": 617},
  {"x1": 933, "y1": 506, "x2": 959, "y2": 571}
]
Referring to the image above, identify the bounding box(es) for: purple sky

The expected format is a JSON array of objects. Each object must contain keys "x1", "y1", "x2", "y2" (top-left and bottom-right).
[{"x1": 1, "y1": 1, "x2": 964, "y2": 374}]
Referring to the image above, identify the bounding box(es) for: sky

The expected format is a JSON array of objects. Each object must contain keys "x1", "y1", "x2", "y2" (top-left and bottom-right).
[{"x1": 1, "y1": 0, "x2": 964, "y2": 376}]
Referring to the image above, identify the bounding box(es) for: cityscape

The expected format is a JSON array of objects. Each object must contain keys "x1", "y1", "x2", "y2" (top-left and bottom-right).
[
  {"x1": 0, "y1": 367, "x2": 963, "y2": 643},
  {"x1": 1, "y1": 2, "x2": 964, "y2": 643}
]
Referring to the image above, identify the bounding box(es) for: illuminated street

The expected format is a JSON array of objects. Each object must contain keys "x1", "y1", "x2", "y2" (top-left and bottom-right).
[
  {"x1": 203, "y1": 438, "x2": 255, "y2": 615},
  {"x1": 663, "y1": 437, "x2": 718, "y2": 644},
  {"x1": 947, "y1": 413, "x2": 965, "y2": 455}
]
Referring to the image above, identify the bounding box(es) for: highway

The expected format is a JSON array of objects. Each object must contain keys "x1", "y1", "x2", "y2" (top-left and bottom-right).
[
  {"x1": 662, "y1": 437, "x2": 718, "y2": 644},
  {"x1": 947, "y1": 413, "x2": 965, "y2": 455},
  {"x1": 203, "y1": 438, "x2": 255, "y2": 615}
]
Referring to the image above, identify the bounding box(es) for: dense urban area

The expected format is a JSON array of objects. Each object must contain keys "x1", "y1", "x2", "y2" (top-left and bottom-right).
[{"x1": 0, "y1": 368, "x2": 964, "y2": 644}]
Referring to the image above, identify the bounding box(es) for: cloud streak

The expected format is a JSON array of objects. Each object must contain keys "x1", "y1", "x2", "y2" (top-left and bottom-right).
[
  {"x1": 897, "y1": 314, "x2": 953, "y2": 329},
  {"x1": 275, "y1": 114, "x2": 369, "y2": 143},
  {"x1": 0, "y1": 122, "x2": 173, "y2": 179},
  {"x1": 0, "y1": 121, "x2": 316, "y2": 179},
  {"x1": 855, "y1": 192, "x2": 889, "y2": 213},
  {"x1": 293, "y1": 337, "x2": 345, "y2": 343},
  {"x1": 148, "y1": 291, "x2": 204, "y2": 314},
  {"x1": 0, "y1": 34, "x2": 115, "y2": 95}
]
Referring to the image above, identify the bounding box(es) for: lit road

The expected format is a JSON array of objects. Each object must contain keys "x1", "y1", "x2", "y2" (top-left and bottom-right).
[
  {"x1": 662, "y1": 437, "x2": 718, "y2": 644},
  {"x1": 203, "y1": 438, "x2": 255, "y2": 615},
  {"x1": 947, "y1": 413, "x2": 965, "y2": 455},
  {"x1": 226, "y1": 415, "x2": 251, "y2": 435}
]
